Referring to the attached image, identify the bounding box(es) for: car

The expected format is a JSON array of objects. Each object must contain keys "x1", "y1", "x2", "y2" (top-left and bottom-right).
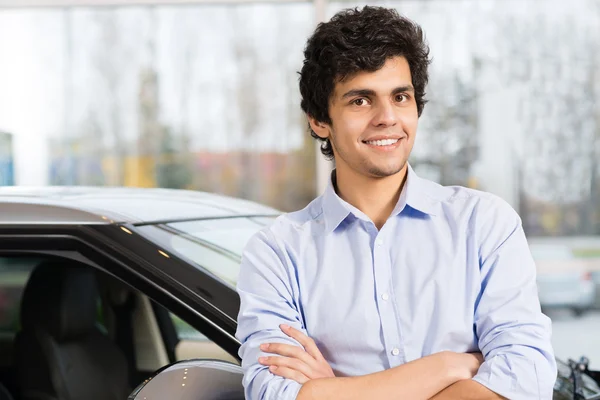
[
  {"x1": 594, "y1": 271, "x2": 600, "y2": 308},
  {"x1": 531, "y1": 243, "x2": 597, "y2": 315},
  {"x1": 0, "y1": 186, "x2": 598, "y2": 400}
]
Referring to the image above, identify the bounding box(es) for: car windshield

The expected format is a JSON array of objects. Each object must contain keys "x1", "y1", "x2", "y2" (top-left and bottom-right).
[{"x1": 146, "y1": 216, "x2": 277, "y2": 287}]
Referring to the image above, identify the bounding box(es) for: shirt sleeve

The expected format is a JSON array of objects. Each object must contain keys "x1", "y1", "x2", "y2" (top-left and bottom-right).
[
  {"x1": 472, "y1": 197, "x2": 557, "y2": 400},
  {"x1": 235, "y1": 228, "x2": 305, "y2": 400}
]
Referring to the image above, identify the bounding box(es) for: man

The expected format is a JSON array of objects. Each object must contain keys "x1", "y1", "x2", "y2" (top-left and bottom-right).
[{"x1": 236, "y1": 6, "x2": 557, "y2": 400}]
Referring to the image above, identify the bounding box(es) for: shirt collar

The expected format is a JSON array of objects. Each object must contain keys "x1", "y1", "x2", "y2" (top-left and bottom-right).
[
  {"x1": 322, "y1": 163, "x2": 438, "y2": 234},
  {"x1": 398, "y1": 163, "x2": 439, "y2": 217}
]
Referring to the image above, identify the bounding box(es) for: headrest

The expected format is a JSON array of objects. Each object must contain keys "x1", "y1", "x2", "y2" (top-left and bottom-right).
[
  {"x1": 21, "y1": 261, "x2": 98, "y2": 342},
  {"x1": 96, "y1": 272, "x2": 132, "y2": 307}
]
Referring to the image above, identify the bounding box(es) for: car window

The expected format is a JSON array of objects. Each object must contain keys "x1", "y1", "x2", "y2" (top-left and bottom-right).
[
  {"x1": 170, "y1": 313, "x2": 207, "y2": 341},
  {"x1": 0, "y1": 256, "x2": 107, "y2": 336},
  {"x1": 169, "y1": 313, "x2": 237, "y2": 364},
  {"x1": 0, "y1": 257, "x2": 39, "y2": 335},
  {"x1": 142, "y1": 216, "x2": 277, "y2": 287},
  {"x1": 169, "y1": 217, "x2": 277, "y2": 257}
]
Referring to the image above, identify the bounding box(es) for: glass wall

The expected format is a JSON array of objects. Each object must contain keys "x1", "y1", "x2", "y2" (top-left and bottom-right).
[{"x1": 0, "y1": 3, "x2": 316, "y2": 211}]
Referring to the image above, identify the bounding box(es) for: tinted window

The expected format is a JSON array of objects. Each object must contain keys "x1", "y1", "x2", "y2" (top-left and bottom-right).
[
  {"x1": 139, "y1": 216, "x2": 276, "y2": 287},
  {"x1": 0, "y1": 258, "x2": 39, "y2": 334}
]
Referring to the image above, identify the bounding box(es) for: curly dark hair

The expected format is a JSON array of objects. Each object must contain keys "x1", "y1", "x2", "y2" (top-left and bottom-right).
[{"x1": 299, "y1": 6, "x2": 431, "y2": 159}]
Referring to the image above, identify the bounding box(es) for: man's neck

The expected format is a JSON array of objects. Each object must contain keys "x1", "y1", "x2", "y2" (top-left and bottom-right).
[{"x1": 334, "y1": 165, "x2": 408, "y2": 230}]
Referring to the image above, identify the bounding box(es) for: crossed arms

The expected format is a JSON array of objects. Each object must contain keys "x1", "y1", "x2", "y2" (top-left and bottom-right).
[{"x1": 258, "y1": 324, "x2": 499, "y2": 400}]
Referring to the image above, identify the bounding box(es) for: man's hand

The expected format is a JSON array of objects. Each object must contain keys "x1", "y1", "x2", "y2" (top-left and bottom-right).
[
  {"x1": 258, "y1": 324, "x2": 335, "y2": 384},
  {"x1": 452, "y1": 352, "x2": 484, "y2": 380}
]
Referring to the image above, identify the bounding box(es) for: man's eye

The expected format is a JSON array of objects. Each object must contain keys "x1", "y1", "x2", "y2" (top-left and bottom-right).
[
  {"x1": 352, "y1": 98, "x2": 368, "y2": 106},
  {"x1": 395, "y1": 94, "x2": 408, "y2": 102}
]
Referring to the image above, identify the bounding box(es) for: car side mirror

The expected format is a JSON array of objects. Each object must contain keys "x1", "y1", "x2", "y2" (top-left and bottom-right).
[{"x1": 128, "y1": 359, "x2": 245, "y2": 400}]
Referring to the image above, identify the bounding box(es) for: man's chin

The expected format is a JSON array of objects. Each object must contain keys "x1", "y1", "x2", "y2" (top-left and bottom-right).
[{"x1": 366, "y1": 163, "x2": 406, "y2": 178}]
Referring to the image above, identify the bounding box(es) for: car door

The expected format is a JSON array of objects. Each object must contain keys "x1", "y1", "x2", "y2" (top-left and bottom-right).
[{"x1": 0, "y1": 223, "x2": 242, "y2": 395}]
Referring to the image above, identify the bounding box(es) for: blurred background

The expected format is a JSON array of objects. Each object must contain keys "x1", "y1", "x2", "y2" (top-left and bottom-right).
[{"x1": 0, "y1": 0, "x2": 599, "y2": 366}]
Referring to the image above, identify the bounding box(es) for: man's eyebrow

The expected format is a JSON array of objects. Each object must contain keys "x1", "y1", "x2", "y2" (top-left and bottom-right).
[
  {"x1": 341, "y1": 85, "x2": 415, "y2": 99},
  {"x1": 392, "y1": 85, "x2": 415, "y2": 94},
  {"x1": 341, "y1": 89, "x2": 376, "y2": 99}
]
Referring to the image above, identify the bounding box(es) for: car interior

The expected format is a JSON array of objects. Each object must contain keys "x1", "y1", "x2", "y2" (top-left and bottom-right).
[{"x1": 0, "y1": 255, "x2": 238, "y2": 400}]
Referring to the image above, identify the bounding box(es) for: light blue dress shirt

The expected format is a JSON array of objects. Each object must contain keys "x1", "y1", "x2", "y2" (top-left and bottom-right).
[{"x1": 236, "y1": 164, "x2": 557, "y2": 400}]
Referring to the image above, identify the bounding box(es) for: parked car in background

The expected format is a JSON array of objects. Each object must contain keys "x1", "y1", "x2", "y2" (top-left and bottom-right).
[
  {"x1": 0, "y1": 187, "x2": 598, "y2": 400},
  {"x1": 593, "y1": 271, "x2": 600, "y2": 309},
  {"x1": 531, "y1": 243, "x2": 596, "y2": 315}
]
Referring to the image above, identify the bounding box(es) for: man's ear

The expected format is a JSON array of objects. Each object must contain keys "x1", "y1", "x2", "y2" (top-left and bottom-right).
[{"x1": 308, "y1": 117, "x2": 330, "y2": 140}]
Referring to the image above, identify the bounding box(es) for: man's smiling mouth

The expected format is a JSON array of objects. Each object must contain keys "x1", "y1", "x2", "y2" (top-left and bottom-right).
[
  {"x1": 364, "y1": 138, "x2": 399, "y2": 146},
  {"x1": 362, "y1": 135, "x2": 406, "y2": 150}
]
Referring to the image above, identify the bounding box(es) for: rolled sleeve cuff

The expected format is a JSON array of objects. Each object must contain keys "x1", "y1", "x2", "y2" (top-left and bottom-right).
[
  {"x1": 265, "y1": 378, "x2": 302, "y2": 400},
  {"x1": 473, "y1": 354, "x2": 554, "y2": 400},
  {"x1": 243, "y1": 368, "x2": 303, "y2": 400}
]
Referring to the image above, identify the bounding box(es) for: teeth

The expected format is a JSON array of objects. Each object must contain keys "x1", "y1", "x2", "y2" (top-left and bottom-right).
[{"x1": 366, "y1": 139, "x2": 399, "y2": 146}]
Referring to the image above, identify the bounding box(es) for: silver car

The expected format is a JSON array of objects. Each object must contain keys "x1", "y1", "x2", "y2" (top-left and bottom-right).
[{"x1": 532, "y1": 244, "x2": 596, "y2": 315}]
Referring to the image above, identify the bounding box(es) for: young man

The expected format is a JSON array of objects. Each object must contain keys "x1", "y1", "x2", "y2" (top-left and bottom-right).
[{"x1": 236, "y1": 6, "x2": 557, "y2": 400}]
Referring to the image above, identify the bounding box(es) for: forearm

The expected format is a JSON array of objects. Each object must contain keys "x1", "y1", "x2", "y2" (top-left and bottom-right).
[
  {"x1": 297, "y1": 352, "x2": 463, "y2": 400},
  {"x1": 429, "y1": 379, "x2": 505, "y2": 400}
]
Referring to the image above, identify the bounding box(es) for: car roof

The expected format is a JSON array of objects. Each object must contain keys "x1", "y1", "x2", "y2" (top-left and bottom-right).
[{"x1": 0, "y1": 186, "x2": 280, "y2": 225}]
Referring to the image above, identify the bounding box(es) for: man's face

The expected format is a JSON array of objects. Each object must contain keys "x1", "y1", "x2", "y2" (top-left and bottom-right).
[{"x1": 311, "y1": 56, "x2": 418, "y2": 179}]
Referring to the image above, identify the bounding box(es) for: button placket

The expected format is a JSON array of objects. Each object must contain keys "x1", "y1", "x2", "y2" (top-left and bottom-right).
[{"x1": 372, "y1": 231, "x2": 404, "y2": 367}]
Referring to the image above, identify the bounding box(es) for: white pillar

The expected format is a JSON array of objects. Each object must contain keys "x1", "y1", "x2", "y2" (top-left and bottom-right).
[
  {"x1": 473, "y1": 67, "x2": 520, "y2": 209},
  {"x1": 315, "y1": 143, "x2": 332, "y2": 194},
  {"x1": 313, "y1": 0, "x2": 333, "y2": 195}
]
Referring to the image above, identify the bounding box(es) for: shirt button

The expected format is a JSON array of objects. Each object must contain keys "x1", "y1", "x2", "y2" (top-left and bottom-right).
[
  {"x1": 381, "y1": 293, "x2": 389, "y2": 301},
  {"x1": 376, "y1": 238, "x2": 384, "y2": 246},
  {"x1": 391, "y1": 348, "x2": 400, "y2": 356}
]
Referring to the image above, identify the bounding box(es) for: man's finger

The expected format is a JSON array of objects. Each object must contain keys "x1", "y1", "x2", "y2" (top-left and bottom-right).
[
  {"x1": 280, "y1": 324, "x2": 326, "y2": 361},
  {"x1": 268, "y1": 365, "x2": 309, "y2": 384},
  {"x1": 259, "y1": 356, "x2": 315, "y2": 379},
  {"x1": 260, "y1": 343, "x2": 315, "y2": 366}
]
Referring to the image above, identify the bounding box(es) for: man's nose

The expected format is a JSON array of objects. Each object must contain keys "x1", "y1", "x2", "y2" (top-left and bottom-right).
[{"x1": 371, "y1": 101, "x2": 398, "y2": 127}]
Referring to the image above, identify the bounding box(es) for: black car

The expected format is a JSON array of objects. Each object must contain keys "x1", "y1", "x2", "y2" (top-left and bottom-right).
[{"x1": 0, "y1": 187, "x2": 598, "y2": 400}]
